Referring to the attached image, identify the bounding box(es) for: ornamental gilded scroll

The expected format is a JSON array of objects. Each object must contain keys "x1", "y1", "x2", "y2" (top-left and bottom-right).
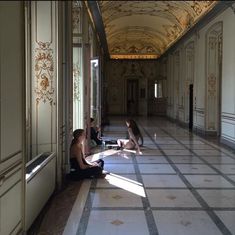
[
  {"x1": 208, "y1": 73, "x2": 216, "y2": 97},
  {"x1": 72, "y1": 1, "x2": 81, "y2": 34},
  {"x1": 73, "y1": 63, "x2": 80, "y2": 101},
  {"x1": 34, "y1": 41, "x2": 54, "y2": 104}
]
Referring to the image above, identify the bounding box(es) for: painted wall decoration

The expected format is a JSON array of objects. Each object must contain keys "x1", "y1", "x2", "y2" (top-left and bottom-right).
[
  {"x1": 208, "y1": 73, "x2": 217, "y2": 97},
  {"x1": 72, "y1": 1, "x2": 83, "y2": 130},
  {"x1": 72, "y1": 1, "x2": 82, "y2": 35},
  {"x1": 31, "y1": 1, "x2": 57, "y2": 156},
  {"x1": 34, "y1": 42, "x2": 55, "y2": 104},
  {"x1": 73, "y1": 63, "x2": 81, "y2": 101},
  {"x1": 205, "y1": 22, "x2": 222, "y2": 132},
  {"x1": 98, "y1": 1, "x2": 217, "y2": 59}
]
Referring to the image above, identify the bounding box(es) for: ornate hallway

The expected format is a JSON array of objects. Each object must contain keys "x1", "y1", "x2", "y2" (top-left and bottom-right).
[
  {"x1": 32, "y1": 117, "x2": 235, "y2": 235},
  {"x1": 2, "y1": 2, "x2": 235, "y2": 234}
]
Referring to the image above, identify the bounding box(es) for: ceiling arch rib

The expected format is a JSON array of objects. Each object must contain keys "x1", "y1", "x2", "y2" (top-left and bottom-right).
[{"x1": 97, "y1": 1, "x2": 218, "y2": 59}]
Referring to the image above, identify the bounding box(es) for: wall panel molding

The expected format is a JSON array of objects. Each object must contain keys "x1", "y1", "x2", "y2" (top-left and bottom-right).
[
  {"x1": 205, "y1": 21, "x2": 222, "y2": 132},
  {"x1": 0, "y1": 2, "x2": 24, "y2": 233},
  {"x1": 31, "y1": 1, "x2": 58, "y2": 156}
]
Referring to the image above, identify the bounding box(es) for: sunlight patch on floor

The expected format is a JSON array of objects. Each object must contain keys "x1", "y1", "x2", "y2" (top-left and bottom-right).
[{"x1": 105, "y1": 173, "x2": 146, "y2": 197}]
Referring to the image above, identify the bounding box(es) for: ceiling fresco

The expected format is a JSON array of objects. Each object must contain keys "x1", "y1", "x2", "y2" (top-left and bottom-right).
[{"x1": 97, "y1": 1, "x2": 218, "y2": 59}]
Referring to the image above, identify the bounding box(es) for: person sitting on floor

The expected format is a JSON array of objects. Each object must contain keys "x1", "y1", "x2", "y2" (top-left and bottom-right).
[
  {"x1": 90, "y1": 117, "x2": 102, "y2": 145},
  {"x1": 117, "y1": 119, "x2": 143, "y2": 154},
  {"x1": 69, "y1": 129, "x2": 106, "y2": 179}
]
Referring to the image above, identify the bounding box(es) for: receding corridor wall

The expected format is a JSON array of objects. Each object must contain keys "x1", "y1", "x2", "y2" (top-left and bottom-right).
[{"x1": 162, "y1": 5, "x2": 235, "y2": 148}]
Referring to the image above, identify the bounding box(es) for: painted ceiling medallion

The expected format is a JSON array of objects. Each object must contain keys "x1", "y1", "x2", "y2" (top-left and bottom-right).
[{"x1": 98, "y1": 1, "x2": 218, "y2": 59}]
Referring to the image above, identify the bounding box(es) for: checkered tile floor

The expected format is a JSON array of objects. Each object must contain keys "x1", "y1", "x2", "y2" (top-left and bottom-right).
[{"x1": 62, "y1": 117, "x2": 235, "y2": 235}]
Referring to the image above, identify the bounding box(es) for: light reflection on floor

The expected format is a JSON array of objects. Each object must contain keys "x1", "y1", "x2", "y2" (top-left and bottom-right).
[
  {"x1": 31, "y1": 117, "x2": 235, "y2": 235},
  {"x1": 105, "y1": 173, "x2": 146, "y2": 197}
]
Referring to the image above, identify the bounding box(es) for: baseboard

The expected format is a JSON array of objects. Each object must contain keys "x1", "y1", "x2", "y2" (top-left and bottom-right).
[
  {"x1": 220, "y1": 137, "x2": 235, "y2": 150},
  {"x1": 193, "y1": 126, "x2": 217, "y2": 137},
  {"x1": 166, "y1": 116, "x2": 176, "y2": 123},
  {"x1": 176, "y1": 119, "x2": 188, "y2": 129}
]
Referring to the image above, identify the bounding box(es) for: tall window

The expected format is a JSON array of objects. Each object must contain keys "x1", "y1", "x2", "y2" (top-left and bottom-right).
[{"x1": 154, "y1": 80, "x2": 163, "y2": 98}]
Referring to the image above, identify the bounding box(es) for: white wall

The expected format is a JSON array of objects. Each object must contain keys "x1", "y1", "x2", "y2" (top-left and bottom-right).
[
  {"x1": 220, "y1": 8, "x2": 235, "y2": 147},
  {"x1": 0, "y1": 2, "x2": 25, "y2": 234},
  {"x1": 164, "y1": 5, "x2": 235, "y2": 148}
]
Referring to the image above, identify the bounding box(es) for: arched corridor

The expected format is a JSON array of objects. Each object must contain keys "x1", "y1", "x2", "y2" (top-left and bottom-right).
[{"x1": 1, "y1": 1, "x2": 235, "y2": 235}]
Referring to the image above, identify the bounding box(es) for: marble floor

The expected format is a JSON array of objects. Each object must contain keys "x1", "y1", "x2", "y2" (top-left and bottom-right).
[{"x1": 34, "y1": 117, "x2": 235, "y2": 235}]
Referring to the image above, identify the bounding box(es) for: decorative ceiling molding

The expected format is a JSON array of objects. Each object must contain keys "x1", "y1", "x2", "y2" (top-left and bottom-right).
[{"x1": 96, "y1": 1, "x2": 218, "y2": 59}]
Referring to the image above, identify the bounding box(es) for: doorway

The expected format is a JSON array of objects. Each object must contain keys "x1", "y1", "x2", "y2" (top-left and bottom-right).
[
  {"x1": 126, "y1": 79, "x2": 139, "y2": 115},
  {"x1": 189, "y1": 84, "x2": 193, "y2": 130}
]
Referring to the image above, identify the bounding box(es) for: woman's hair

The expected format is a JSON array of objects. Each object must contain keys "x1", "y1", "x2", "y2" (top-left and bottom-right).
[
  {"x1": 70, "y1": 129, "x2": 84, "y2": 147},
  {"x1": 126, "y1": 119, "x2": 140, "y2": 135},
  {"x1": 126, "y1": 119, "x2": 144, "y2": 146}
]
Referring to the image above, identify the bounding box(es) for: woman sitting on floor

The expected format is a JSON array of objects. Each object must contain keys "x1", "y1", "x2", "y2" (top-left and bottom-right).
[
  {"x1": 69, "y1": 129, "x2": 106, "y2": 179},
  {"x1": 90, "y1": 117, "x2": 102, "y2": 145},
  {"x1": 117, "y1": 119, "x2": 143, "y2": 154}
]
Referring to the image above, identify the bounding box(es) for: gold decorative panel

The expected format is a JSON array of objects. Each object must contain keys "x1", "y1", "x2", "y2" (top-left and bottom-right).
[
  {"x1": 35, "y1": 42, "x2": 54, "y2": 104},
  {"x1": 98, "y1": 1, "x2": 217, "y2": 59}
]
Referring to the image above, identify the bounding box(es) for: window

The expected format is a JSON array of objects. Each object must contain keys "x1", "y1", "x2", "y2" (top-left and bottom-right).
[{"x1": 154, "y1": 80, "x2": 163, "y2": 98}]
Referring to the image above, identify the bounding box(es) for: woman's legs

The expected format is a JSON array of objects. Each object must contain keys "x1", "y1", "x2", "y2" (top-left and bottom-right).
[
  {"x1": 79, "y1": 166, "x2": 103, "y2": 178},
  {"x1": 70, "y1": 159, "x2": 105, "y2": 180},
  {"x1": 117, "y1": 139, "x2": 122, "y2": 147},
  {"x1": 117, "y1": 139, "x2": 129, "y2": 148},
  {"x1": 124, "y1": 140, "x2": 135, "y2": 150}
]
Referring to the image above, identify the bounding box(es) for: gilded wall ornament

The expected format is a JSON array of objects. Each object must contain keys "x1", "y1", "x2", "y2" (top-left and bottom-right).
[
  {"x1": 208, "y1": 74, "x2": 216, "y2": 97},
  {"x1": 73, "y1": 63, "x2": 80, "y2": 101},
  {"x1": 34, "y1": 42, "x2": 54, "y2": 104},
  {"x1": 209, "y1": 37, "x2": 217, "y2": 50},
  {"x1": 72, "y1": 1, "x2": 81, "y2": 34}
]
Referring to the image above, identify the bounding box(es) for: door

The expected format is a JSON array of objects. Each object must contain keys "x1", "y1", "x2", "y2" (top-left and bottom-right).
[
  {"x1": 127, "y1": 79, "x2": 139, "y2": 116},
  {"x1": 189, "y1": 84, "x2": 193, "y2": 130}
]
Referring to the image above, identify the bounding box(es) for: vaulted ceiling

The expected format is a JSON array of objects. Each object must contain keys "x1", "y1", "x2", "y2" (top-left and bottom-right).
[{"x1": 94, "y1": 1, "x2": 218, "y2": 59}]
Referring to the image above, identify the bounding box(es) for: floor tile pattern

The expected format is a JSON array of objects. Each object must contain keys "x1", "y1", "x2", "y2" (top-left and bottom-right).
[{"x1": 33, "y1": 117, "x2": 235, "y2": 235}]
